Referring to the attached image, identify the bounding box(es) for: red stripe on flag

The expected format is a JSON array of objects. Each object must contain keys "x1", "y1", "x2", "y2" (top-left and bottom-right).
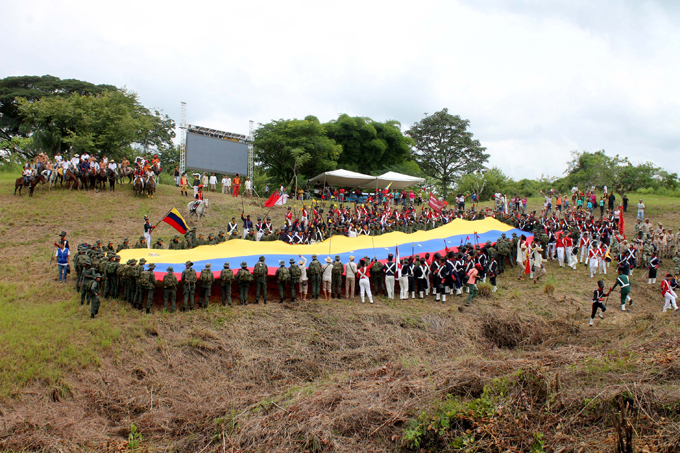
[{"x1": 163, "y1": 217, "x2": 187, "y2": 234}]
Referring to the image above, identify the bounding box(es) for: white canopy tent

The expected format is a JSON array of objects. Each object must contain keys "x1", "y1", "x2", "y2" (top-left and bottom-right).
[
  {"x1": 367, "y1": 171, "x2": 426, "y2": 190},
  {"x1": 307, "y1": 169, "x2": 376, "y2": 187}
]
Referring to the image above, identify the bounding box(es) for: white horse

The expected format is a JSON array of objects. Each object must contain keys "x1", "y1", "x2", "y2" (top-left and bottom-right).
[{"x1": 187, "y1": 199, "x2": 209, "y2": 226}]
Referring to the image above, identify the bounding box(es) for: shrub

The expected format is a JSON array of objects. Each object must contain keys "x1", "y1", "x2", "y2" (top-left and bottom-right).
[{"x1": 477, "y1": 282, "x2": 493, "y2": 298}]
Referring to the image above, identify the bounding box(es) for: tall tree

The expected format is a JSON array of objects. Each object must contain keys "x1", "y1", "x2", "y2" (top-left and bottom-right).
[
  {"x1": 18, "y1": 89, "x2": 175, "y2": 161},
  {"x1": 253, "y1": 116, "x2": 341, "y2": 186},
  {"x1": 324, "y1": 114, "x2": 414, "y2": 174},
  {"x1": 0, "y1": 75, "x2": 116, "y2": 145},
  {"x1": 407, "y1": 108, "x2": 489, "y2": 194}
]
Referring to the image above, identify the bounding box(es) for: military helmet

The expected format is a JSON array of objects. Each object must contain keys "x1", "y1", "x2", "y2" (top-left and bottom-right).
[
  {"x1": 223, "y1": 262, "x2": 230, "y2": 268},
  {"x1": 185, "y1": 260, "x2": 193, "y2": 266},
  {"x1": 241, "y1": 261, "x2": 248, "y2": 268},
  {"x1": 259, "y1": 256, "x2": 265, "y2": 261},
  {"x1": 138, "y1": 258, "x2": 147, "y2": 265},
  {"x1": 167, "y1": 266, "x2": 174, "y2": 272}
]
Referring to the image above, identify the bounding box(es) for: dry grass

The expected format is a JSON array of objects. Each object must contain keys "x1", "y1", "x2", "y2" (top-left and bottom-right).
[{"x1": 0, "y1": 175, "x2": 679, "y2": 452}]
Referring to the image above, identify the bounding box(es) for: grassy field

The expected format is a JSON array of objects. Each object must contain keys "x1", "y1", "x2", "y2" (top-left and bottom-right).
[{"x1": 0, "y1": 174, "x2": 679, "y2": 452}]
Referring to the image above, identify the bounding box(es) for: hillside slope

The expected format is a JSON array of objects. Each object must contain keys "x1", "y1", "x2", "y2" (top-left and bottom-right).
[{"x1": 0, "y1": 177, "x2": 679, "y2": 452}]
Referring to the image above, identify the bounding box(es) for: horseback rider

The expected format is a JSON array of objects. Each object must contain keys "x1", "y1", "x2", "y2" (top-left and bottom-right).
[
  {"x1": 190, "y1": 185, "x2": 204, "y2": 214},
  {"x1": 22, "y1": 164, "x2": 33, "y2": 186}
]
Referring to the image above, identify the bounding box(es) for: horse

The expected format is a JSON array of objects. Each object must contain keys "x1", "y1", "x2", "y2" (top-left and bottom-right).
[
  {"x1": 151, "y1": 162, "x2": 162, "y2": 177},
  {"x1": 95, "y1": 168, "x2": 108, "y2": 191},
  {"x1": 64, "y1": 169, "x2": 79, "y2": 190},
  {"x1": 14, "y1": 174, "x2": 46, "y2": 197},
  {"x1": 187, "y1": 199, "x2": 208, "y2": 226},
  {"x1": 106, "y1": 168, "x2": 117, "y2": 191},
  {"x1": 133, "y1": 177, "x2": 144, "y2": 197},
  {"x1": 146, "y1": 175, "x2": 156, "y2": 198},
  {"x1": 119, "y1": 166, "x2": 133, "y2": 184}
]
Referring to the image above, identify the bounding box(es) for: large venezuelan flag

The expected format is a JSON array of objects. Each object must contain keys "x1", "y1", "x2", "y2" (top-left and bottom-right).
[{"x1": 119, "y1": 218, "x2": 531, "y2": 278}]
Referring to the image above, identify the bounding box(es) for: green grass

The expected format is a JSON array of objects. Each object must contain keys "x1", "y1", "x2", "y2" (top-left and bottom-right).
[{"x1": 0, "y1": 281, "x2": 121, "y2": 398}]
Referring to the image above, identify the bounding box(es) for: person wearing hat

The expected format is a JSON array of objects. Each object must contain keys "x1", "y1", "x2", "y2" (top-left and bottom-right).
[
  {"x1": 57, "y1": 231, "x2": 70, "y2": 250},
  {"x1": 588, "y1": 241, "x2": 601, "y2": 279},
  {"x1": 197, "y1": 232, "x2": 207, "y2": 246},
  {"x1": 89, "y1": 273, "x2": 102, "y2": 319},
  {"x1": 217, "y1": 230, "x2": 226, "y2": 244},
  {"x1": 662, "y1": 273, "x2": 679, "y2": 313},
  {"x1": 236, "y1": 262, "x2": 253, "y2": 305},
  {"x1": 134, "y1": 236, "x2": 146, "y2": 249},
  {"x1": 288, "y1": 258, "x2": 301, "y2": 302},
  {"x1": 253, "y1": 256, "x2": 268, "y2": 304},
  {"x1": 345, "y1": 256, "x2": 357, "y2": 299},
  {"x1": 321, "y1": 256, "x2": 333, "y2": 301},
  {"x1": 111, "y1": 255, "x2": 122, "y2": 299},
  {"x1": 370, "y1": 257, "x2": 385, "y2": 297},
  {"x1": 637, "y1": 199, "x2": 645, "y2": 222},
  {"x1": 611, "y1": 265, "x2": 633, "y2": 311},
  {"x1": 219, "y1": 263, "x2": 234, "y2": 306},
  {"x1": 163, "y1": 266, "x2": 178, "y2": 312},
  {"x1": 103, "y1": 253, "x2": 117, "y2": 298},
  {"x1": 465, "y1": 263, "x2": 480, "y2": 305},
  {"x1": 124, "y1": 259, "x2": 137, "y2": 303},
  {"x1": 116, "y1": 238, "x2": 130, "y2": 253},
  {"x1": 357, "y1": 258, "x2": 374, "y2": 303},
  {"x1": 532, "y1": 245, "x2": 546, "y2": 283},
  {"x1": 153, "y1": 238, "x2": 164, "y2": 249},
  {"x1": 198, "y1": 263, "x2": 215, "y2": 308},
  {"x1": 181, "y1": 261, "x2": 197, "y2": 311},
  {"x1": 133, "y1": 258, "x2": 147, "y2": 309},
  {"x1": 307, "y1": 254, "x2": 322, "y2": 300},
  {"x1": 143, "y1": 215, "x2": 154, "y2": 249},
  {"x1": 382, "y1": 253, "x2": 397, "y2": 299},
  {"x1": 79, "y1": 259, "x2": 96, "y2": 306},
  {"x1": 274, "y1": 260, "x2": 291, "y2": 303},
  {"x1": 331, "y1": 255, "x2": 344, "y2": 300},
  {"x1": 169, "y1": 235, "x2": 184, "y2": 250},
  {"x1": 143, "y1": 263, "x2": 157, "y2": 314},
  {"x1": 297, "y1": 255, "x2": 309, "y2": 301}
]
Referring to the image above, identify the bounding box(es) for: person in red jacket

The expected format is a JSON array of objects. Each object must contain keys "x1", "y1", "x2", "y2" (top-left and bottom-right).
[
  {"x1": 662, "y1": 274, "x2": 678, "y2": 312},
  {"x1": 556, "y1": 233, "x2": 565, "y2": 267}
]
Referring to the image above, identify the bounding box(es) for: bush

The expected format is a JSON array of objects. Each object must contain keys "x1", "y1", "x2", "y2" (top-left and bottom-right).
[{"x1": 477, "y1": 282, "x2": 493, "y2": 298}]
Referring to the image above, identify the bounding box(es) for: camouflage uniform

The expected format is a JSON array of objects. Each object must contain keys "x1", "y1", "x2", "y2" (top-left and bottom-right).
[
  {"x1": 181, "y1": 261, "x2": 197, "y2": 310},
  {"x1": 163, "y1": 266, "x2": 178, "y2": 311}
]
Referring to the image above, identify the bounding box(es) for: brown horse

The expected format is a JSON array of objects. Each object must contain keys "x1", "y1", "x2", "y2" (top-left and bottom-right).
[
  {"x1": 133, "y1": 177, "x2": 144, "y2": 196},
  {"x1": 146, "y1": 175, "x2": 156, "y2": 198},
  {"x1": 64, "y1": 169, "x2": 79, "y2": 190},
  {"x1": 14, "y1": 175, "x2": 46, "y2": 197},
  {"x1": 119, "y1": 166, "x2": 133, "y2": 184}
]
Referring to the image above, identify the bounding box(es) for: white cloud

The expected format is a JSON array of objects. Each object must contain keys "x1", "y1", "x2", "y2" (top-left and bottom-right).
[{"x1": 2, "y1": 0, "x2": 679, "y2": 179}]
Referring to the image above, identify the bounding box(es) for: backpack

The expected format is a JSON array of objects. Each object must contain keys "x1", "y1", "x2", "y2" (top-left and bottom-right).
[
  {"x1": 289, "y1": 264, "x2": 301, "y2": 279},
  {"x1": 106, "y1": 262, "x2": 117, "y2": 275},
  {"x1": 308, "y1": 260, "x2": 322, "y2": 276},
  {"x1": 140, "y1": 270, "x2": 153, "y2": 289},
  {"x1": 200, "y1": 268, "x2": 213, "y2": 283},
  {"x1": 183, "y1": 269, "x2": 197, "y2": 283},
  {"x1": 163, "y1": 273, "x2": 178, "y2": 288},
  {"x1": 220, "y1": 269, "x2": 234, "y2": 284},
  {"x1": 253, "y1": 262, "x2": 267, "y2": 277},
  {"x1": 238, "y1": 269, "x2": 253, "y2": 282},
  {"x1": 278, "y1": 267, "x2": 290, "y2": 282},
  {"x1": 117, "y1": 264, "x2": 127, "y2": 278},
  {"x1": 371, "y1": 261, "x2": 383, "y2": 273},
  {"x1": 332, "y1": 261, "x2": 343, "y2": 276}
]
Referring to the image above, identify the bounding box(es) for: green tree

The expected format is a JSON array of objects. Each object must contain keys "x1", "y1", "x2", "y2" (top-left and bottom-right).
[
  {"x1": 324, "y1": 114, "x2": 414, "y2": 174},
  {"x1": 0, "y1": 75, "x2": 116, "y2": 147},
  {"x1": 253, "y1": 116, "x2": 341, "y2": 186},
  {"x1": 407, "y1": 108, "x2": 489, "y2": 194},
  {"x1": 17, "y1": 89, "x2": 175, "y2": 162}
]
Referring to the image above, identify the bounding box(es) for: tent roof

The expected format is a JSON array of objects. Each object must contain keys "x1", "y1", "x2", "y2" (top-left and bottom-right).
[
  {"x1": 307, "y1": 169, "x2": 375, "y2": 187},
  {"x1": 361, "y1": 171, "x2": 425, "y2": 190}
]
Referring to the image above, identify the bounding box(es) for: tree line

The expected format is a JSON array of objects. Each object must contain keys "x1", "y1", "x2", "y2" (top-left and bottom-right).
[{"x1": 0, "y1": 75, "x2": 176, "y2": 167}]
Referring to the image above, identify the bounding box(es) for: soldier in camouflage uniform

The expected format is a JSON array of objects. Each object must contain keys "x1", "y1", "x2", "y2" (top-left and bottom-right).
[
  {"x1": 89, "y1": 273, "x2": 102, "y2": 319},
  {"x1": 152, "y1": 238, "x2": 164, "y2": 249},
  {"x1": 207, "y1": 233, "x2": 217, "y2": 245},
  {"x1": 332, "y1": 255, "x2": 344, "y2": 299},
  {"x1": 168, "y1": 235, "x2": 184, "y2": 250},
  {"x1": 253, "y1": 256, "x2": 268, "y2": 304},
  {"x1": 74, "y1": 247, "x2": 86, "y2": 291},
  {"x1": 198, "y1": 263, "x2": 215, "y2": 308},
  {"x1": 134, "y1": 236, "x2": 146, "y2": 249},
  {"x1": 133, "y1": 258, "x2": 147, "y2": 309},
  {"x1": 289, "y1": 258, "x2": 301, "y2": 301},
  {"x1": 217, "y1": 230, "x2": 226, "y2": 243},
  {"x1": 163, "y1": 266, "x2": 178, "y2": 312},
  {"x1": 116, "y1": 238, "x2": 130, "y2": 253},
  {"x1": 275, "y1": 260, "x2": 291, "y2": 303},
  {"x1": 181, "y1": 261, "x2": 197, "y2": 311},
  {"x1": 219, "y1": 262, "x2": 233, "y2": 306},
  {"x1": 236, "y1": 262, "x2": 253, "y2": 305},
  {"x1": 308, "y1": 254, "x2": 322, "y2": 300},
  {"x1": 642, "y1": 242, "x2": 653, "y2": 269},
  {"x1": 104, "y1": 254, "x2": 116, "y2": 299},
  {"x1": 143, "y1": 263, "x2": 157, "y2": 314},
  {"x1": 672, "y1": 251, "x2": 680, "y2": 276},
  {"x1": 80, "y1": 259, "x2": 96, "y2": 306},
  {"x1": 370, "y1": 258, "x2": 385, "y2": 295},
  {"x1": 124, "y1": 259, "x2": 136, "y2": 303}
]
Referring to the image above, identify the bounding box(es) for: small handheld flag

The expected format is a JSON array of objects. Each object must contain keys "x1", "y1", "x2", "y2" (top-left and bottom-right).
[{"x1": 161, "y1": 208, "x2": 189, "y2": 234}]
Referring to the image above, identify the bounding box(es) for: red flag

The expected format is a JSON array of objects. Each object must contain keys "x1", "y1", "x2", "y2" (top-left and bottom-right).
[
  {"x1": 428, "y1": 193, "x2": 445, "y2": 214},
  {"x1": 618, "y1": 204, "x2": 625, "y2": 236},
  {"x1": 264, "y1": 190, "x2": 280, "y2": 207},
  {"x1": 396, "y1": 246, "x2": 401, "y2": 279}
]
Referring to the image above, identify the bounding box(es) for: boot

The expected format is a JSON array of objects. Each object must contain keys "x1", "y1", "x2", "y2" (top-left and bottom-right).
[
  {"x1": 442, "y1": 294, "x2": 446, "y2": 303},
  {"x1": 279, "y1": 298, "x2": 283, "y2": 303},
  {"x1": 411, "y1": 291, "x2": 415, "y2": 298},
  {"x1": 589, "y1": 318, "x2": 594, "y2": 326},
  {"x1": 91, "y1": 313, "x2": 95, "y2": 319},
  {"x1": 435, "y1": 293, "x2": 440, "y2": 301},
  {"x1": 419, "y1": 291, "x2": 423, "y2": 299},
  {"x1": 648, "y1": 278, "x2": 652, "y2": 284},
  {"x1": 493, "y1": 286, "x2": 497, "y2": 292},
  {"x1": 146, "y1": 308, "x2": 150, "y2": 314},
  {"x1": 653, "y1": 278, "x2": 656, "y2": 283},
  {"x1": 621, "y1": 304, "x2": 626, "y2": 311}
]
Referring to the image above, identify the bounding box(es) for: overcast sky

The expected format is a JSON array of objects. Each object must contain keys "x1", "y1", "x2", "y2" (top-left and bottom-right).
[{"x1": 3, "y1": 0, "x2": 679, "y2": 179}]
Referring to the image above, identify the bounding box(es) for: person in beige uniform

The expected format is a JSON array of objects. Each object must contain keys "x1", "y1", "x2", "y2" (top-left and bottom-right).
[{"x1": 345, "y1": 256, "x2": 357, "y2": 299}]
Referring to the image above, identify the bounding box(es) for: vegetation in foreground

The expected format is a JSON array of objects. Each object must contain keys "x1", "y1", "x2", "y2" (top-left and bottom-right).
[{"x1": 0, "y1": 175, "x2": 679, "y2": 452}]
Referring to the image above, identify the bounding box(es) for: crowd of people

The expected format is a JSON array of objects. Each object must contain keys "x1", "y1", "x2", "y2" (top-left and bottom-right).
[{"x1": 53, "y1": 186, "x2": 680, "y2": 323}]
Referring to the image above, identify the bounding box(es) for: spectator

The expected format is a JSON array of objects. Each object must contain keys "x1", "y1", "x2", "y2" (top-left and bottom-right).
[
  {"x1": 221, "y1": 175, "x2": 229, "y2": 194},
  {"x1": 245, "y1": 177, "x2": 252, "y2": 197},
  {"x1": 55, "y1": 242, "x2": 70, "y2": 283},
  {"x1": 209, "y1": 173, "x2": 217, "y2": 192},
  {"x1": 174, "y1": 166, "x2": 180, "y2": 186}
]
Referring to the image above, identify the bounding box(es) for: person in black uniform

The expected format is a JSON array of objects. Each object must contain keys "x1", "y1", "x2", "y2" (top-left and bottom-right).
[{"x1": 589, "y1": 280, "x2": 608, "y2": 326}]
